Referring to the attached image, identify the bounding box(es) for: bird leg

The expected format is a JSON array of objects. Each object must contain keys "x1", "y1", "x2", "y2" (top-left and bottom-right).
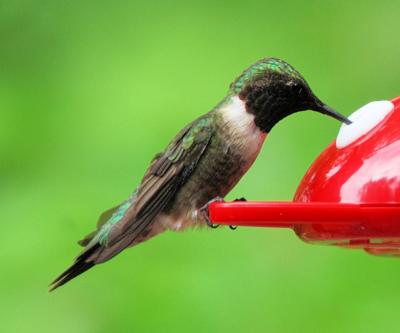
[
  {"x1": 199, "y1": 197, "x2": 224, "y2": 229},
  {"x1": 200, "y1": 197, "x2": 246, "y2": 230}
]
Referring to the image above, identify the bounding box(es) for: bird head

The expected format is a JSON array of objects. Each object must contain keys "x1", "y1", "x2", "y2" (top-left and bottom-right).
[{"x1": 230, "y1": 58, "x2": 351, "y2": 132}]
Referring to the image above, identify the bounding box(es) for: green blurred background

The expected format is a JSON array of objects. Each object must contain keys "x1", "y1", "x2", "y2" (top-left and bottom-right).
[{"x1": 1, "y1": 1, "x2": 400, "y2": 332}]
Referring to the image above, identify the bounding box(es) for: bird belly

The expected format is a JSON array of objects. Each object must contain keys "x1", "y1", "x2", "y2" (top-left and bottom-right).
[{"x1": 158, "y1": 211, "x2": 200, "y2": 231}]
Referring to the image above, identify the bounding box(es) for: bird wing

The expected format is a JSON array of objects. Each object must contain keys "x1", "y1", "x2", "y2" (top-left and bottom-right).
[
  {"x1": 50, "y1": 114, "x2": 215, "y2": 290},
  {"x1": 92, "y1": 114, "x2": 215, "y2": 262}
]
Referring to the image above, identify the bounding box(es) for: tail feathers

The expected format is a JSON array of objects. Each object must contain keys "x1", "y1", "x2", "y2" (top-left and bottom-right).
[{"x1": 49, "y1": 244, "x2": 100, "y2": 292}]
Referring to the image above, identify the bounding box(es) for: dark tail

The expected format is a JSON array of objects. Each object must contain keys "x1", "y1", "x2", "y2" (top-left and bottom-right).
[{"x1": 49, "y1": 244, "x2": 100, "y2": 292}]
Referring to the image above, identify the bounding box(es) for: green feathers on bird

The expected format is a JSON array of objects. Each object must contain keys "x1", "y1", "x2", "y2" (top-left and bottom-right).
[{"x1": 230, "y1": 57, "x2": 305, "y2": 94}]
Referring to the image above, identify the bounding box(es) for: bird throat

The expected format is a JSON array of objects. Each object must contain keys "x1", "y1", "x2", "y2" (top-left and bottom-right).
[
  {"x1": 238, "y1": 83, "x2": 301, "y2": 133},
  {"x1": 218, "y1": 95, "x2": 266, "y2": 157}
]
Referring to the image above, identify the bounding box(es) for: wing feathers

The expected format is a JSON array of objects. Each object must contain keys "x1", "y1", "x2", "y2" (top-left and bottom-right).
[
  {"x1": 103, "y1": 116, "x2": 214, "y2": 252},
  {"x1": 74, "y1": 115, "x2": 214, "y2": 268}
]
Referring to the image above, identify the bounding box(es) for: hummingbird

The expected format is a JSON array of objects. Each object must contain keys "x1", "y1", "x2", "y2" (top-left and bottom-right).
[{"x1": 50, "y1": 57, "x2": 350, "y2": 291}]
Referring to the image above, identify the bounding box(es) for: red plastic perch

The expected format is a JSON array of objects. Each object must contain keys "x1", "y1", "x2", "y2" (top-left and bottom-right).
[
  {"x1": 209, "y1": 201, "x2": 400, "y2": 228},
  {"x1": 209, "y1": 202, "x2": 400, "y2": 256}
]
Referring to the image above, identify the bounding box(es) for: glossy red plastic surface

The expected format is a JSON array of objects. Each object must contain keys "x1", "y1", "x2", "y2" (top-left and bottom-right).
[
  {"x1": 295, "y1": 96, "x2": 400, "y2": 204},
  {"x1": 210, "y1": 97, "x2": 400, "y2": 257}
]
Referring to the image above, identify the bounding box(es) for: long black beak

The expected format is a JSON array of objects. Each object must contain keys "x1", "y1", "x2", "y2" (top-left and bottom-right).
[{"x1": 314, "y1": 103, "x2": 352, "y2": 125}]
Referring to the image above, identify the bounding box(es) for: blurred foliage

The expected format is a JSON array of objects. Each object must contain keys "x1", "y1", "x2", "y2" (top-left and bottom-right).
[{"x1": 1, "y1": 1, "x2": 400, "y2": 332}]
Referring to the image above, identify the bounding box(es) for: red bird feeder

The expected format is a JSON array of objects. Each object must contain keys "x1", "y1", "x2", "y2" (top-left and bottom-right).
[{"x1": 210, "y1": 96, "x2": 400, "y2": 257}]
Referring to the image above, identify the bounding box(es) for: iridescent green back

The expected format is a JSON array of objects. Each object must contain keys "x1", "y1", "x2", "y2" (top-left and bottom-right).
[{"x1": 230, "y1": 58, "x2": 305, "y2": 94}]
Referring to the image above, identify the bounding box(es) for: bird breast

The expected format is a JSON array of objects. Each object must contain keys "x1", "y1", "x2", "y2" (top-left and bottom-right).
[{"x1": 219, "y1": 95, "x2": 266, "y2": 162}]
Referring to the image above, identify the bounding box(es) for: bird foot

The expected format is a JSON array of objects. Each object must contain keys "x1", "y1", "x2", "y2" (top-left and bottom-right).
[
  {"x1": 199, "y1": 197, "x2": 224, "y2": 229},
  {"x1": 199, "y1": 197, "x2": 241, "y2": 230}
]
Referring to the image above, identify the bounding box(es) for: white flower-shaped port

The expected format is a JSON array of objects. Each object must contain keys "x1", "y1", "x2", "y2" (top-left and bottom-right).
[{"x1": 336, "y1": 101, "x2": 394, "y2": 149}]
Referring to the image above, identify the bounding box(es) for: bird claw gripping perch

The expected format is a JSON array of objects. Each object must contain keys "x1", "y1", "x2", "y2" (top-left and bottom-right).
[
  {"x1": 200, "y1": 197, "x2": 224, "y2": 228},
  {"x1": 200, "y1": 197, "x2": 246, "y2": 230}
]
